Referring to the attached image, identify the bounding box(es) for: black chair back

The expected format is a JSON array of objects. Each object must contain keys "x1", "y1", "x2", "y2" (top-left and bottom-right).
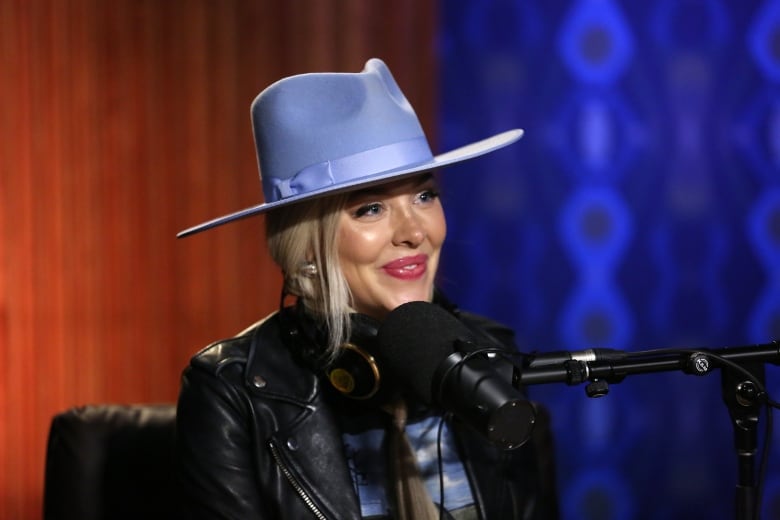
[{"x1": 43, "y1": 403, "x2": 177, "y2": 520}]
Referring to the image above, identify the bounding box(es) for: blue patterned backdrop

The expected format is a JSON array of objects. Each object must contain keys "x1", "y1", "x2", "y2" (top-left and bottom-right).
[{"x1": 437, "y1": 1, "x2": 780, "y2": 518}]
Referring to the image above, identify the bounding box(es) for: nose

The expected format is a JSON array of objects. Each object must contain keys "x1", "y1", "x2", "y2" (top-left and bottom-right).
[{"x1": 391, "y1": 208, "x2": 425, "y2": 247}]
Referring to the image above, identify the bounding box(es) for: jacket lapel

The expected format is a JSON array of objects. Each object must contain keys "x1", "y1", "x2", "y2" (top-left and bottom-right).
[
  {"x1": 244, "y1": 318, "x2": 362, "y2": 519},
  {"x1": 267, "y1": 399, "x2": 363, "y2": 520}
]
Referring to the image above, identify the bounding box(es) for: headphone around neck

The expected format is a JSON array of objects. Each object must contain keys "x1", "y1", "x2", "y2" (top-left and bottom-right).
[
  {"x1": 278, "y1": 300, "x2": 392, "y2": 406},
  {"x1": 278, "y1": 290, "x2": 463, "y2": 408}
]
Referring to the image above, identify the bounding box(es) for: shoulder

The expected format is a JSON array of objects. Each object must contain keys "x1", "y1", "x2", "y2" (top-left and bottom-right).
[
  {"x1": 456, "y1": 310, "x2": 518, "y2": 351},
  {"x1": 189, "y1": 312, "x2": 279, "y2": 376},
  {"x1": 434, "y1": 290, "x2": 517, "y2": 350},
  {"x1": 186, "y1": 310, "x2": 319, "y2": 402}
]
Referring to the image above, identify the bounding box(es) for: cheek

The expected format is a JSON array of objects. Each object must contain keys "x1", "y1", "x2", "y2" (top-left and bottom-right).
[
  {"x1": 337, "y1": 223, "x2": 383, "y2": 268},
  {"x1": 428, "y1": 207, "x2": 447, "y2": 247}
]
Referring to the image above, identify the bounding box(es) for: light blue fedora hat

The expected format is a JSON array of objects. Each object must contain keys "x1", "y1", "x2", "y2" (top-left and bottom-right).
[{"x1": 177, "y1": 58, "x2": 523, "y2": 238}]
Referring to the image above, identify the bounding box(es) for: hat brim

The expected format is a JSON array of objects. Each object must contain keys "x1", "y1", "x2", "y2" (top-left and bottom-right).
[{"x1": 177, "y1": 128, "x2": 523, "y2": 238}]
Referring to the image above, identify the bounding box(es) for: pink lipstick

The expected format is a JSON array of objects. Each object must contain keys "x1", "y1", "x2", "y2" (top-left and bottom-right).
[{"x1": 382, "y1": 254, "x2": 428, "y2": 280}]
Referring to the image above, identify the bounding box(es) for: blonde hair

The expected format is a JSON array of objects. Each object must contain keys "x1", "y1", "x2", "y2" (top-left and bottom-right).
[{"x1": 265, "y1": 193, "x2": 352, "y2": 361}]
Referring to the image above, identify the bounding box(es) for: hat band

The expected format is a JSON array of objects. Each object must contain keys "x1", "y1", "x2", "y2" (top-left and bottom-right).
[{"x1": 270, "y1": 136, "x2": 434, "y2": 200}]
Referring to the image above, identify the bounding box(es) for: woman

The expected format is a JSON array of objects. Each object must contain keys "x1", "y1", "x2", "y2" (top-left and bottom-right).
[{"x1": 175, "y1": 58, "x2": 557, "y2": 519}]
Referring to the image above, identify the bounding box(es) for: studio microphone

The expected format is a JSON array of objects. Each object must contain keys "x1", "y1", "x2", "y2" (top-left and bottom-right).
[{"x1": 376, "y1": 301, "x2": 536, "y2": 450}]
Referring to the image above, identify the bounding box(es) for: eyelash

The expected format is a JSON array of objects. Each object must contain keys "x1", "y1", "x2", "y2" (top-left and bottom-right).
[
  {"x1": 418, "y1": 188, "x2": 440, "y2": 203},
  {"x1": 353, "y1": 203, "x2": 382, "y2": 218},
  {"x1": 351, "y1": 188, "x2": 440, "y2": 218}
]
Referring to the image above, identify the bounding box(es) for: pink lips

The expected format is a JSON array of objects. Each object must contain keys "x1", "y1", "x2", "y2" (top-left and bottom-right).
[{"x1": 382, "y1": 254, "x2": 428, "y2": 280}]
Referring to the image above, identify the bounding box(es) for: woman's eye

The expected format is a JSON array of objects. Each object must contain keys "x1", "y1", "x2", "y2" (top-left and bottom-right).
[
  {"x1": 353, "y1": 202, "x2": 383, "y2": 218},
  {"x1": 417, "y1": 189, "x2": 440, "y2": 203}
]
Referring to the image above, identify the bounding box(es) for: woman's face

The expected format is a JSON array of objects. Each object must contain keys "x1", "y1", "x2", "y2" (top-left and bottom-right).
[{"x1": 337, "y1": 174, "x2": 446, "y2": 320}]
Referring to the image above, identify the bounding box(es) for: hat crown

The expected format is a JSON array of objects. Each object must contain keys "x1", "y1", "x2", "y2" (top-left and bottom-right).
[
  {"x1": 176, "y1": 58, "x2": 523, "y2": 238},
  {"x1": 251, "y1": 58, "x2": 432, "y2": 204}
]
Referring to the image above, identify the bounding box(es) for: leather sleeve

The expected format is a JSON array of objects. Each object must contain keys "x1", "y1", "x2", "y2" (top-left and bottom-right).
[{"x1": 175, "y1": 349, "x2": 271, "y2": 519}]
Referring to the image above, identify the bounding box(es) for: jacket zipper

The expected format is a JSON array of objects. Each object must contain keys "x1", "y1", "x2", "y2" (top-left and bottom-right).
[{"x1": 268, "y1": 440, "x2": 328, "y2": 520}]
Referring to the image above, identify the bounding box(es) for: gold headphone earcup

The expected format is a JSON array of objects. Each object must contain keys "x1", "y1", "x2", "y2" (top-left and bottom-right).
[{"x1": 326, "y1": 343, "x2": 381, "y2": 400}]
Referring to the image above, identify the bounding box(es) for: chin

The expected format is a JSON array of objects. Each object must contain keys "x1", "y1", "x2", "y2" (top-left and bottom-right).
[{"x1": 390, "y1": 293, "x2": 433, "y2": 310}]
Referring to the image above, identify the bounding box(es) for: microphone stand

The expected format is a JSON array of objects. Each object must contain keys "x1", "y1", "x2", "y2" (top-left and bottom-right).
[
  {"x1": 517, "y1": 340, "x2": 780, "y2": 520},
  {"x1": 722, "y1": 360, "x2": 765, "y2": 520}
]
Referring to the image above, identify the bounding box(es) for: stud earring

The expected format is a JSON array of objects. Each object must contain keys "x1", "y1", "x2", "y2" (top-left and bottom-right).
[{"x1": 300, "y1": 262, "x2": 318, "y2": 278}]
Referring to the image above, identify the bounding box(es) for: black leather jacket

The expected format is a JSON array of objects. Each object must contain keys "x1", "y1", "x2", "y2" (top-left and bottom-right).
[{"x1": 175, "y1": 304, "x2": 558, "y2": 519}]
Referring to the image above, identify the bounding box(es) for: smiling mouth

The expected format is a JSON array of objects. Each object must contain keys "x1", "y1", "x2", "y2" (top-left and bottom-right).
[{"x1": 382, "y1": 255, "x2": 428, "y2": 280}]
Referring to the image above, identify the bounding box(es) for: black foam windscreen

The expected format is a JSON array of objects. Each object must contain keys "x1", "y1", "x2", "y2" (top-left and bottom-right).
[{"x1": 376, "y1": 301, "x2": 475, "y2": 404}]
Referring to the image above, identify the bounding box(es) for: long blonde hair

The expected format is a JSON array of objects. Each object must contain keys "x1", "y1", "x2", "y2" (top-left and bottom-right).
[{"x1": 265, "y1": 193, "x2": 352, "y2": 361}]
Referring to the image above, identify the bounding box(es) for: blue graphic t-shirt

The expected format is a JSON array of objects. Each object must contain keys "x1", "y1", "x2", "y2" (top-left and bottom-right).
[{"x1": 342, "y1": 413, "x2": 475, "y2": 518}]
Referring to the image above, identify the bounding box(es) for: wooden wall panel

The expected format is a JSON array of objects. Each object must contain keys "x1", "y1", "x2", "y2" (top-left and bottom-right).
[{"x1": 0, "y1": 1, "x2": 437, "y2": 517}]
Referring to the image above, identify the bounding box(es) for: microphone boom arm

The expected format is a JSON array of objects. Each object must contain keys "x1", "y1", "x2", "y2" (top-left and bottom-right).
[
  {"x1": 516, "y1": 339, "x2": 780, "y2": 520},
  {"x1": 519, "y1": 340, "x2": 780, "y2": 390}
]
